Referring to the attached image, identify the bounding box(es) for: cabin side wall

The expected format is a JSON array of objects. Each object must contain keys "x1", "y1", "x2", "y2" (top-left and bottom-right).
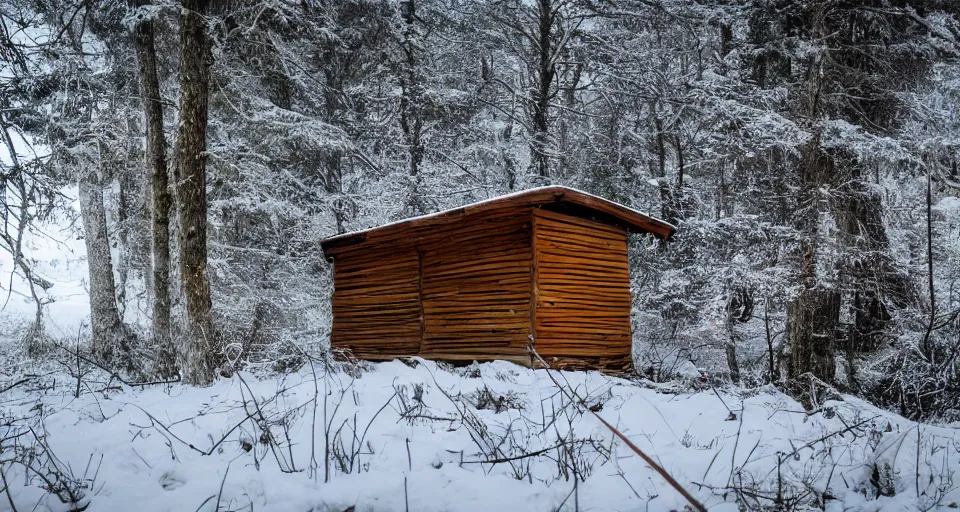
[
  {"x1": 330, "y1": 246, "x2": 421, "y2": 359},
  {"x1": 419, "y1": 210, "x2": 532, "y2": 364},
  {"x1": 532, "y1": 209, "x2": 633, "y2": 370}
]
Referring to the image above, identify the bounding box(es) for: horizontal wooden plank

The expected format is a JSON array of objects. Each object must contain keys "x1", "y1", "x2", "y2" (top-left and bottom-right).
[
  {"x1": 533, "y1": 208, "x2": 628, "y2": 236},
  {"x1": 537, "y1": 298, "x2": 630, "y2": 310},
  {"x1": 537, "y1": 253, "x2": 626, "y2": 269},
  {"x1": 537, "y1": 310, "x2": 631, "y2": 320},
  {"x1": 331, "y1": 340, "x2": 420, "y2": 348},
  {"x1": 424, "y1": 288, "x2": 528, "y2": 299},
  {"x1": 422, "y1": 339, "x2": 528, "y2": 347},
  {"x1": 420, "y1": 226, "x2": 530, "y2": 252},
  {"x1": 332, "y1": 336, "x2": 420, "y2": 344},
  {"x1": 537, "y1": 234, "x2": 627, "y2": 253},
  {"x1": 535, "y1": 342, "x2": 632, "y2": 349},
  {"x1": 332, "y1": 294, "x2": 419, "y2": 306},
  {"x1": 423, "y1": 310, "x2": 527, "y2": 317},
  {"x1": 424, "y1": 268, "x2": 531, "y2": 283},
  {"x1": 332, "y1": 328, "x2": 421, "y2": 337},
  {"x1": 422, "y1": 340, "x2": 528, "y2": 349},
  {"x1": 335, "y1": 257, "x2": 418, "y2": 275},
  {"x1": 537, "y1": 295, "x2": 629, "y2": 306},
  {"x1": 423, "y1": 251, "x2": 529, "y2": 272},
  {"x1": 535, "y1": 231, "x2": 626, "y2": 250},
  {"x1": 425, "y1": 326, "x2": 529, "y2": 335},
  {"x1": 333, "y1": 283, "x2": 418, "y2": 297},
  {"x1": 536, "y1": 270, "x2": 630, "y2": 282},
  {"x1": 535, "y1": 218, "x2": 626, "y2": 243}
]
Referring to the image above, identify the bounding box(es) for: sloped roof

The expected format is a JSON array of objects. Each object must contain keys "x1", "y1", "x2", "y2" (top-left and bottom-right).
[{"x1": 320, "y1": 186, "x2": 675, "y2": 254}]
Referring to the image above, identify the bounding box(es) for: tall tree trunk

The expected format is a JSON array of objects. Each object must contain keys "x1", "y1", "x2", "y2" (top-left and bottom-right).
[
  {"x1": 725, "y1": 287, "x2": 753, "y2": 385},
  {"x1": 132, "y1": 0, "x2": 177, "y2": 378},
  {"x1": 836, "y1": 181, "x2": 900, "y2": 372},
  {"x1": 650, "y1": 104, "x2": 681, "y2": 225},
  {"x1": 786, "y1": 140, "x2": 842, "y2": 383},
  {"x1": 785, "y1": 4, "x2": 841, "y2": 384},
  {"x1": 397, "y1": 15, "x2": 425, "y2": 215},
  {"x1": 724, "y1": 336, "x2": 741, "y2": 385},
  {"x1": 175, "y1": 0, "x2": 215, "y2": 386},
  {"x1": 78, "y1": 169, "x2": 130, "y2": 366},
  {"x1": 529, "y1": 0, "x2": 554, "y2": 179}
]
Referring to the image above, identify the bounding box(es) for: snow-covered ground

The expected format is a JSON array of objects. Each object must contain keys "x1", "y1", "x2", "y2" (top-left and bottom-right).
[{"x1": 1, "y1": 357, "x2": 958, "y2": 512}]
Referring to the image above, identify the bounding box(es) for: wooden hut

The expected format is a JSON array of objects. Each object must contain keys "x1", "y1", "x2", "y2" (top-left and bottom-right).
[{"x1": 320, "y1": 186, "x2": 675, "y2": 371}]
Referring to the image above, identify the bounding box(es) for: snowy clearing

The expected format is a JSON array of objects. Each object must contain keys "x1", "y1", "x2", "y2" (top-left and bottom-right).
[{"x1": 1, "y1": 358, "x2": 957, "y2": 512}]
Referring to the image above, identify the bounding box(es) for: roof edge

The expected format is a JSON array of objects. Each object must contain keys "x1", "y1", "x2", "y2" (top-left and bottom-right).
[{"x1": 320, "y1": 186, "x2": 675, "y2": 255}]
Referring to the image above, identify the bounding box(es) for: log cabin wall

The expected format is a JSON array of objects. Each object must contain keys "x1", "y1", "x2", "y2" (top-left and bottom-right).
[
  {"x1": 329, "y1": 244, "x2": 422, "y2": 359},
  {"x1": 532, "y1": 208, "x2": 633, "y2": 370},
  {"x1": 328, "y1": 206, "x2": 534, "y2": 363},
  {"x1": 418, "y1": 210, "x2": 532, "y2": 364}
]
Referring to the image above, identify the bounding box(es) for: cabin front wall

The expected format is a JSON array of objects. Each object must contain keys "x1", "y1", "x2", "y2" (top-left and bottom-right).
[
  {"x1": 419, "y1": 212, "x2": 532, "y2": 364},
  {"x1": 329, "y1": 245, "x2": 422, "y2": 359},
  {"x1": 532, "y1": 209, "x2": 633, "y2": 370},
  {"x1": 329, "y1": 208, "x2": 533, "y2": 363}
]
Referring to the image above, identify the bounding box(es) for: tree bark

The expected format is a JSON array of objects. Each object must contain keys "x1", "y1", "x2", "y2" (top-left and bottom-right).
[
  {"x1": 784, "y1": 3, "x2": 841, "y2": 382},
  {"x1": 397, "y1": 19, "x2": 425, "y2": 215},
  {"x1": 131, "y1": 0, "x2": 177, "y2": 378},
  {"x1": 836, "y1": 181, "x2": 898, "y2": 362},
  {"x1": 787, "y1": 285, "x2": 840, "y2": 382},
  {"x1": 529, "y1": 0, "x2": 554, "y2": 179},
  {"x1": 724, "y1": 287, "x2": 752, "y2": 384},
  {"x1": 78, "y1": 170, "x2": 129, "y2": 366},
  {"x1": 175, "y1": 0, "x2": 215, "y2": 386},
  {"x1": 724, "y1": 337, "x2": 741, "y2": 385},
  {"x1": 786, "y1": 138, "x2": 843, "y2": 383}
]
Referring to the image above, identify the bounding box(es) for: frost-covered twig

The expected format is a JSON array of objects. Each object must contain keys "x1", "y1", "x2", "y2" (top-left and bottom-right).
[
  {"x1": 528, "y1": 343, "x2": 708, "y2": 512},
  {"x1": 0, "y1": 464, "x2": 19, "y2": 512}
]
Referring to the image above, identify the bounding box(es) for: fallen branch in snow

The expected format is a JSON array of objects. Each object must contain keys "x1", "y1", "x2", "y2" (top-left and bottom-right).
[
  {"x1": 459, "y1": 441, "x2": 571, "y2": 465},
  {"x1": 527, "y1": 342, "x2": 709, "y2": 512},
  {"x1": 778, "y1": 413, "x2": 877, "y2": 461},
  {"x1": 0, "y1": 423, "x2": 93, "y2": 511},
  {"x1": 192, "y1": 494, "x2": 216, "y2": 512},
  {"x1": 691, "y1": 479, "x2": 808, "y2": 509},
  {"x1": 53, "y1": 343, "x2": 180, "y2": 389},
  {"x1": 214, "y1": 463, "x2": 230, "y2": 512},
  {"x1": 127, "y1": 383, "x2": 295, "y2": 458},
  {"x1": 0, "y1": 378, "x2": 33, "y2": 395}
]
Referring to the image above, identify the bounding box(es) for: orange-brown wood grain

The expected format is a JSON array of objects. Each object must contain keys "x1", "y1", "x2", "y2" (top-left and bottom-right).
[
  {"x1": 533, "y1": 209, "x2": 633, "y2": 365},
  {"x1": 325, "y1": 191, "x2": 658, "y2": 372}
]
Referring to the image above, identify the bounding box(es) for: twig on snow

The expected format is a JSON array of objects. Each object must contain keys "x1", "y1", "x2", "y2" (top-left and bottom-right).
[{"x1": 528, "y1": 342, "x2": 708, "y2": 512}]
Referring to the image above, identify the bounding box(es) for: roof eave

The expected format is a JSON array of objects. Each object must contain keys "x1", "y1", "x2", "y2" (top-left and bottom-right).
[{"x1": 320, "y1": 186, "x2": 675, "y2": 255}]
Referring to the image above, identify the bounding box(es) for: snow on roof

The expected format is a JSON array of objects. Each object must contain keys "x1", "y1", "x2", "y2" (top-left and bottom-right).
[{"x1": 320, "y1": 186, "x2": 676, "y2": 251}]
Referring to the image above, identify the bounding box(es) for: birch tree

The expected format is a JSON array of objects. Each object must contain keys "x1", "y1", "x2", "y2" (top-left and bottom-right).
[{"x1": 39, "y1": 2, "x2": 137, "y2": 367}]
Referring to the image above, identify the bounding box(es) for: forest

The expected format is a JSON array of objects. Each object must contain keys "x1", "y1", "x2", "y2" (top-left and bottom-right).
[{"x1": 2, "y1": 0, "x2": 960, "y2": 510}]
